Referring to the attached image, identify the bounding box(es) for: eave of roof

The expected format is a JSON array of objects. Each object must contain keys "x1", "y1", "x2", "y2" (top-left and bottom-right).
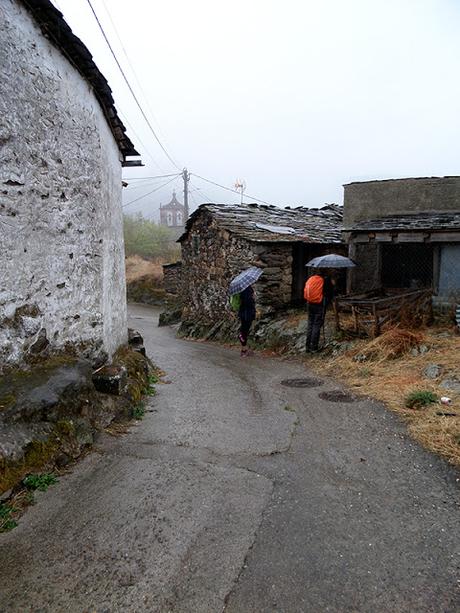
[
  {"x1": 344, "y1": 211, "x2": 460, "y2": 233},
  {"x1": 21, "y1": 0, "x2": 139, "y2": 160},
  {"x1": 178, "y1": 202, "x2": 344, "y2": 244},
  {"x1": 343, "y1": 176, "x2": 460, "y2": 187}
]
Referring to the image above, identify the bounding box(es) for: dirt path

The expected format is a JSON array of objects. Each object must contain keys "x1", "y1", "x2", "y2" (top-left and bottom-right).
[{"x1": 0, "y1": 304, "x2": 459, "y2": 612}]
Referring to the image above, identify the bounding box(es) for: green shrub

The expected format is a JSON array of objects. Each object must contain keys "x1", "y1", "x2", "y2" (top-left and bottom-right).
[
  {"x1": 123, "y1": 213, "x2": 180, "y2": 261},
  {"x1": 23, "y1": 473, "x2": 58, "y2": 491},
  {"x1": 405, "y1": 390, "x2": 438, "y2": 410},
  {"x1": 132, "y1": 404, "x2": 145, "y2": 420}
]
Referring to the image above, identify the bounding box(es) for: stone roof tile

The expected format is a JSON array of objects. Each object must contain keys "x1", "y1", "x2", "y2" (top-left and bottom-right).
[{"x1": 179, "y1": 203, "x2": 343, "y2": 243}]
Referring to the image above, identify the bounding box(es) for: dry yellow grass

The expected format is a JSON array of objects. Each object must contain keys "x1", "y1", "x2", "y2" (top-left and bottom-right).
[
  {"x1": 125, "y1": 255, "x2": 164, "y2": 284},
  {"x1": 310, "y1": 325, "x2": 460, "y2": 467}
]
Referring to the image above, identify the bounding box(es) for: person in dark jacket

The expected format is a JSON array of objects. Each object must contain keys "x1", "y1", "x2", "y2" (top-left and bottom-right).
[
  {"x1": 305, "y1": 272, "x2": 335, "y2": 352},
  {"x1": 238, "y1": 285, "x2": 256, "y2": 357}
]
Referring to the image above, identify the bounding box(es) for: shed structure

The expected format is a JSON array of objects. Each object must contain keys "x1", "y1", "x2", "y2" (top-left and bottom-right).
[
  {"x1": 343, "y1": 177, "x2": 460, "y2": 305},
  {"x1": 178, "y1": 203, "x2": 344, "y2": 326}
]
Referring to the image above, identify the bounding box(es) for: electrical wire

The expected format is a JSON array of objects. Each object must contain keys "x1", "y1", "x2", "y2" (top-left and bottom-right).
[
  {"x1": 191, "y1": 173, "x2": 274, "y2": 206},
  {"x1": 189, "y1": 190, "x2": 200, "y2": 209},
  {"x1": 124, "y1": 174, "x2": 180, "y2": 181},
  {"x1": 189, "y1": 181, "x2": 217, "y2": 205},
  {"x1": 85, "y1": 0, "x2": 181, "y2": 171},
  {"x1": 117, "y1": 107, "x2": 166, "y2": 172},
  {"x1": 124, "y1": 181, "x2": 169, "y2": 192},
  {"x1": 122, "y1": 175, "x2": 179, "y2": 208},
  {"x1": 99, "y1": 0, "x2": 181, "y2": 167}
]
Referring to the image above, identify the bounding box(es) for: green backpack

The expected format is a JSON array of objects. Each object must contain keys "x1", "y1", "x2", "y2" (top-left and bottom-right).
[{"x1": 229, "y1": 293, "x2": 241, "y2": 312}]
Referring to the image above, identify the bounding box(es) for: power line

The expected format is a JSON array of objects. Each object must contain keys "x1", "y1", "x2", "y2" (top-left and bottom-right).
[
  {"x1": 117, "y1": 107, "x2": 166, "y2": 172},
  {"x1": 124, "y1": 174, "x2": 180, "y2": 181},
  {"x1": 85, "y1": 0, "x2": 181, "y2": 171},
  {"x1": 124, "y1": 175, "x2": 180, "y2": 193},
  {"x1": 191, "y1": 173, "x2": 274, "y2": 206},
  {"x1": 99, "y1": 0, "x2": 180, "y2": 167},
  {"x1": 125, "y1": 181, "x2": 170, "y2": 192},
  {"x1": 189, "y1": 181, "x2": 216, "y2": 205},
  {"x1": 122, "y1": 175, "x2": 179, "y2": 208},
  {"x1": 189, "y1": 190, "x2": 200, "y2": 209}
]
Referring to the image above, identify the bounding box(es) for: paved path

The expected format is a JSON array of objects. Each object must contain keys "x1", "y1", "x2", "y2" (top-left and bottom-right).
[{"x1": 1, "y1": 304, "x2": 459, "y2": 612}]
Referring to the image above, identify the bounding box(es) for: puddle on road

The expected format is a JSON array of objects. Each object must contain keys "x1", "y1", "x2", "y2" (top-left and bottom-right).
[
  {"x1": 280, "y1": 378, "x2": 324, "y2": 388},
  {"x1": 318, "y1": 390, "x2": 356, "y2": 403}
]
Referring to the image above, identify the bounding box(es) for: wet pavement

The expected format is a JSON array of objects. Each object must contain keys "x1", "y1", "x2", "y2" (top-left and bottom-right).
[{"x1": 0, "y1": 304, "x2": 459, "y2": 612}]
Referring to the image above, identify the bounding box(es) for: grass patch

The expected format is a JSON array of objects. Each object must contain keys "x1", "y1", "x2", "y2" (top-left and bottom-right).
[
  {"x1": 132, "y1": 404, "x2": 145, "y2": 420},
  {"x1": 23, "y1": 473, "x2": 58, "y2": 492},
  {"x1": 283, "y1": 405, "x2": 296, "y2": 413},
  {"x1": 0, "y1": 502, "x2": 18, "y2": 532},
  {"x1": 405, "y1": 390, "x2": 438, "y2": 410},
  {"x1": 144, "y1": 385, "x2": 156, "y2": 396}
]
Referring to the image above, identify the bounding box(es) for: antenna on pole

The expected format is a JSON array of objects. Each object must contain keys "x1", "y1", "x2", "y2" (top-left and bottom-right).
[{"x1": 234, "y1": 178, "x2": 246, "y2": 205}]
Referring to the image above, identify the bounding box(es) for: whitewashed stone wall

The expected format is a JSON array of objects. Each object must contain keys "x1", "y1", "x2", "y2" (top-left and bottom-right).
[{"x1": 0, "y1": 0, "x2": 127, "y2": 372}]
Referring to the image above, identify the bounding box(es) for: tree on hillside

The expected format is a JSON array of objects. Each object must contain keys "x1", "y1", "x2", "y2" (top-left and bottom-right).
[{"x1": 123, "y1": 213, "x2": 180, "y2": 261}]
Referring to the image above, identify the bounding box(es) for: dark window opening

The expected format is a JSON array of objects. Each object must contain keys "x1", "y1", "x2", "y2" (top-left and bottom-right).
[
  {"x1": 381, "y1": 244, "x2": 433, "y2": 289},
  {"x1": 192, "y1": 235, "x2": 200, "y2": 256},
  {"x1": 291, "y1": 243, "x2": 348, "y2": 305}
]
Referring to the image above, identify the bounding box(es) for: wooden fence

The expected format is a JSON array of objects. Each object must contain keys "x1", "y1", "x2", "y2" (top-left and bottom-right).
[{"x1": 334, "y1": 289, "x2": 433, "y2": 337}]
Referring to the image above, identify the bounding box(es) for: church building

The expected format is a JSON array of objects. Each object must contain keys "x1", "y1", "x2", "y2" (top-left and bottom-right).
[{"x1": 160, "y1": 191, "x2": 186, "y2": 238}]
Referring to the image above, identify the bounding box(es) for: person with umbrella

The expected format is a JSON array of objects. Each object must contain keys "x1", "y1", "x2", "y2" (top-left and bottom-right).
[
  {"x1": 229, "y1": 267, "x2": 262, "y2": 357},
  {"x1": 304, "y1": 254, "x2": 355, "y2": 353}
]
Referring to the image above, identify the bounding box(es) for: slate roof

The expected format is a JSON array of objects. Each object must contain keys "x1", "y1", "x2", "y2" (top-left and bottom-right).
[
  {"x1": 179, "y1": 203, "x2": 343, "y2": 243},
  {"x1": 346, "y1": 211, "x2": 460, "y2": 232},
  {"x1": 20, "y1": 0, "x2": 139, "y2": 159}
]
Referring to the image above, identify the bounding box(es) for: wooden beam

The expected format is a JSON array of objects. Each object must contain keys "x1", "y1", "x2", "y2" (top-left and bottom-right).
[
  {"x1": 374, "y1": 233, "x2": 394, "y2": 242},
  {"x1": 428, "y1": 232, "x2": 460, "y2": 242},
  {"x1": 394, "y1": 233, "x2": 426, "y2": 243}
]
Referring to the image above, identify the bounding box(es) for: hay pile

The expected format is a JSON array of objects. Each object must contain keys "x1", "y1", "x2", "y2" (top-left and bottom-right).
[{"x1": 348, "y1": 328, "x2": 425, "y2": 362}]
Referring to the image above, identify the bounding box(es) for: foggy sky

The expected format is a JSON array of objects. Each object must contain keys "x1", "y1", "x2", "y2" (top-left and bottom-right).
[{"x1": 52, "y1": 0, "x2": 460, "y2": 219}]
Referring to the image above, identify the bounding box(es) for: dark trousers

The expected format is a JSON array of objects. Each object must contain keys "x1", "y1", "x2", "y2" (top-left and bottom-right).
[
  {"x1": 239, "y1": 319, "x2": 253, "y2": 346},
  {"x1": 306, "y1": 303, "x2": 325, "y2": 351}
]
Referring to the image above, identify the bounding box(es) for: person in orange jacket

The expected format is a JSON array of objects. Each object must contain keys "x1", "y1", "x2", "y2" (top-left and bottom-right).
[{"x1": 304, "y1": 271, "x2": 335, "y2": 352}]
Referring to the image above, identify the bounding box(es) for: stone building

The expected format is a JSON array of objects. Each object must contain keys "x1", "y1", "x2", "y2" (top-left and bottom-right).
[
  {"x1": 0, "y1": 0, "x2": 140, "y2": 372},
  {"x1": 163, "y1": 262, "x2": 182, "y2": 298},
  {"x1": 178, "y1": 202, "x2": 344, "y2": 327},
  {"x1": 343, "y1": 177, "x2": 460, "y2": 303},
  {"x1": 160, "y1": 191, "x2": 186, "y2": 239}
]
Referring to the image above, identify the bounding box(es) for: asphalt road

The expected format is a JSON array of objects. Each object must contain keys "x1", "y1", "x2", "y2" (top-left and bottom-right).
[{"x1": 1, "y1": 304, "x2": 459, "y2": 612}]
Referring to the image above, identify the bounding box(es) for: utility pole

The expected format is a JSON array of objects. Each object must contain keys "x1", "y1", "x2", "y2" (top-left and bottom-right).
[{"x1": 182, "y1": 168, "x2": 190, "y2": 220}]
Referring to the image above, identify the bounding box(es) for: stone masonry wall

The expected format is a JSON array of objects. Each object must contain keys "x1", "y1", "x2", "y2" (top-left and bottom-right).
[
  {"x1": 163, "y1": 262, "x2": 182, "y2": 297},
  {"x1": 344, "y1": 177, "x2": 460, "y2": 227},
  {"x1": 180, "y1": 211, "x2": 294, "y2": 326},
  {"x1": 0, "y1": 0, "x2": 127, "y2": 372}
]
